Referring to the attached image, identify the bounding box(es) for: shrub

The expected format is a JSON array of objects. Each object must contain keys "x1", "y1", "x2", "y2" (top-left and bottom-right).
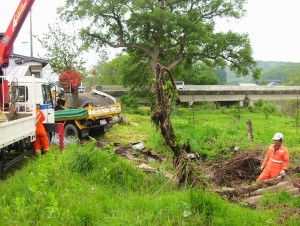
[{"x1": 120, "y1": 94, "x2": 139, "y2": 110}]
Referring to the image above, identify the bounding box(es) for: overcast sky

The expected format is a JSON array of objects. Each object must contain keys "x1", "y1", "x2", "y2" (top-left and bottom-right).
[
  {"x1": 216, "y1": 0, "x2": 300, "y2": 63},
  {"x1": 1, "y1": 0, "x2": 300, "y2": 67}
]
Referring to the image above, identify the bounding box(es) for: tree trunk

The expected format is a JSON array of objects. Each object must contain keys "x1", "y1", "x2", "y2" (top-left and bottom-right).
[
  {"x1": 72, "y1": 92, "x2": 79, "y2": 108},
  {"x1": 246, "y1": 119, "x2": 253, "y2": 141},
  {"x1": 151, "y1": 64, "x2": 182, "y2": 159},
  {"x1": 151, "y1": 64, "x2": 202, "y2": 187}
]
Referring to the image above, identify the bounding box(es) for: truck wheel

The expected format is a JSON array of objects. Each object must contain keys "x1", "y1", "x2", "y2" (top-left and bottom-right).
[
  {"x1": 79, "y1": 101, "x2": 95, "y2": 108},
  {"x1": 64, "y1": 124, "x2": 80, "y2": 138},
  {"x1": 89, "y1": 126, "x2": 105, "y2": 137}
]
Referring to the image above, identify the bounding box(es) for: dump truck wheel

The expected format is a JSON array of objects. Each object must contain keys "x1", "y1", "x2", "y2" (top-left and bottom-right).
[
  {"x1": 79, "y1": 101, "x2": 95, "y2": 108},
  {"x1": 64, "y1": 124, "x2": 80, "y2": 138},
  {"x1": 89, "y1": 126, "x2": 105, "y2": 137}
]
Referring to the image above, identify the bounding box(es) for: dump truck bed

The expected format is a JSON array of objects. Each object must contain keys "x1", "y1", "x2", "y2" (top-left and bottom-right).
[{"x1": 54, "y1": 103, "x2": 121, "y2": 122}]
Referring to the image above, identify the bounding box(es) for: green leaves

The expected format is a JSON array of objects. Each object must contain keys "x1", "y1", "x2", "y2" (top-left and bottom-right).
[
  {"x1": 37, "y1": 24, "x2": 87, "y2": 74},
  {"x1": 58, "y1": 0, "x2": 258, "y2": 80}
]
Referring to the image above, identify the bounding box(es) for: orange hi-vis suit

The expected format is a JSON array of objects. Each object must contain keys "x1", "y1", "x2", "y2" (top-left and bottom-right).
[
  {"x1": 34, "y1": 109, "x2": 49, "y2": 155},
  {"x1": 256, "y1": 144, "x2": 289, "y2": 182}
]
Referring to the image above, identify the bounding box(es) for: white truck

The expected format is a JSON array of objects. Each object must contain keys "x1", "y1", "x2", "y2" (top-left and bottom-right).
[
  {"x1": 0, "y1": 72, "x2": 65, "y2": 171},
  {"x1": 0, "y1": 74, "x2": 36, "y2": 171},
  {"x1": 0, "y1": 0, "x2": 36, "y2": 172}
]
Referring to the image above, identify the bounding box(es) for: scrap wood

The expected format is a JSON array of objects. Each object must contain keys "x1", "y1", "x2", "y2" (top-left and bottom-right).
[{"x1": 145, "y1": 150, "x2": 165, "y2": 161}]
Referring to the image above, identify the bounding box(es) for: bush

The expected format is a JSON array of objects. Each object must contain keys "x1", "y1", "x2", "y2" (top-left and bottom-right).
[
  {"x1": 254, "y1": 99, "x2": 279, "y2": 119},
  {"x1": 120, "y1": 94, "x2": 139, "y2": 109}
]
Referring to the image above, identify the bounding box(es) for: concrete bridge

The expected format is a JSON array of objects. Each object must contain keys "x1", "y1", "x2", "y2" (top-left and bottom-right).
[{"x1": 95, "y1": 85, "x2": 300, "y2": 106}]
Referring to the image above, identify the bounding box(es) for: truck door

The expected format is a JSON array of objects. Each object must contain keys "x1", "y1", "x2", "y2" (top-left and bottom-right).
[{"x1": 41, "y1": 84, "x2": 54, "y2": 123}]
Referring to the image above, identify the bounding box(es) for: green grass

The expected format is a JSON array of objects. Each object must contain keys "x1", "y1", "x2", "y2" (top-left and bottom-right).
[
  {"x1": 1, "y1": 106, "x2": 300, "y2": 225},
  {"x1": 110, "y1": 106, "x2": 300, "y2": 162},
  {"x1": 0, "y1": 145, "x2": 285, "y2": 225}
]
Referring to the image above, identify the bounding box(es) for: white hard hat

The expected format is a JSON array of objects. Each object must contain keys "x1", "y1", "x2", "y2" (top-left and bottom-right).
[
  {"x1": 272, "y1": 132, "x2": 284, "y2": 141},
  {"x1": 36, "y1": 101, "x2": 40, "y2": 105}
]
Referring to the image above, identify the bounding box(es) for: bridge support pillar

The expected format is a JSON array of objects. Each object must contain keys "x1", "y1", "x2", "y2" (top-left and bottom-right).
[{"x1": 240, "y1": 99, "x2": 254, "y2": 107}]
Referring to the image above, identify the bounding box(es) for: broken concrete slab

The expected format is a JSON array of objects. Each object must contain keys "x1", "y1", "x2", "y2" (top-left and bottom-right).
[
  {"x1": 245, "y1": 195, "x2": 262, "y2": 205},
  {"x1": 251, "y1": 181, "x2": 293, "y2": 195},
  {"x1": 245, "y1": 183, "x2": 299, "y2": 205},
  {"x1": 286, "y1": 188, "x2": 300, "y2": 196}
]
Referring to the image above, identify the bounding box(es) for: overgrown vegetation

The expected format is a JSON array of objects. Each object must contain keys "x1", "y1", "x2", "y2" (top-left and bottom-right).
[{"x1": 1, "y1": 102, "x2": 300, "y2": 225}]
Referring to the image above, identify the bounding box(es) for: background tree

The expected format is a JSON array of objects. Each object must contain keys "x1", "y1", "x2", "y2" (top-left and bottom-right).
[
  {"x1": 96, "y1": 54, "x2": 126, "y2": 86},
  {"x1": 86, "y1": 54, "x2": 109, "y2": 88},
  {"x1": 59, "y1": 70, "x2": 83, "y2": 93},
  {"x1": 179, "y1": 64, "x2": 220, "y2": 85},
  {"x1": 37, "y1": 23, "x2": 87, "y2": 107},
  {"x1": 94, "y1": 53, "x2": 153, "y2": 101},
  {"x1": 286, "y1": 70, "x2": 300, "y2": 86},
  {"x1": 59, "y1": 0, "x2": 261, "y2": 79},
  {"x1": 59, "y1": 69, "x2": 83, "y2": 108},
  {"x1": 37, "y1": 24, "x2": 86, "y2": 74},
  {"x1": 213, "y1": 67, "x2": 227, "y2": 85}
]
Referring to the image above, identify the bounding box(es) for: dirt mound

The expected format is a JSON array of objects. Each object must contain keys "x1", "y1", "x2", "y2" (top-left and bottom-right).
[{"x1": 202, "y1": 150, "x2": 264, "y2": 187}]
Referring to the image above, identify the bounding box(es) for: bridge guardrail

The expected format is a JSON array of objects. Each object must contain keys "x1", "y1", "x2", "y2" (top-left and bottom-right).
[
  {"x1": 184, "y1": 85, "x2": 300, "y2": 91},
  {"x1": 95, "y1": 85, "x2": 300, "y2": 92}
]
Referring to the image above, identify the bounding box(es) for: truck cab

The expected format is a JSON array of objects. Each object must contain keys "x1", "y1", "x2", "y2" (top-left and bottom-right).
[{"x1": 6, "y1": 75, "x2": 54, "y2": 123}]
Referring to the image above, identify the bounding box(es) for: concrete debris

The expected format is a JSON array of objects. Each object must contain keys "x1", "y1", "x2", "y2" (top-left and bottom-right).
[
  {"x1": 147, "y1": 157, "x2": 156, "y2": 163},
  {"x1": 245, "y1": 181, "x2": 300, "y2": 205},
  {"x1": 124, "y1": 153, "x2": 137, "y2": 160},
  {"x1": 187, "y1": 153, "x2": 200, "y2": 159},
  {"x1": 251, "y1": 181, "x2": 293, "y2": 196},
  {"x1": 135, "y1": 163, "x2": 157, "y2": 173},
  {"x1": 233, "y1": 146, "x2": 240, "y2": 155},
  {"x1": 50, "y1": 133, "x2": 79, "y2": 145},
  {"x1": 131, "y1": 142, "x2": 145, "y2": 151},
  {"x1": 115, "y1": 147, "x2": 136, "y2": 157}
]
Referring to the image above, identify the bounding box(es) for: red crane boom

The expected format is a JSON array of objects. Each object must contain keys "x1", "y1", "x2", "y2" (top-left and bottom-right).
[{"x1": 0, "y1": 0, "x2": 35, "y2": 74}]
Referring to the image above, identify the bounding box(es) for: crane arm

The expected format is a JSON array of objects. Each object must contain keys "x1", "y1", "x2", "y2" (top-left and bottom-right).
[{"x1": 0, "y1": 0, "x2": 35, "y2": 72}]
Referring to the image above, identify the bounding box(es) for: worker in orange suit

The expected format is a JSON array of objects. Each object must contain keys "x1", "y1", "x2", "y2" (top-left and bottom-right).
[
  {"x1": 34, "y1": 102, "x2": 49, "y2": 156},
  {"x1": 256, "y1": 132, "x2": 289, "y2": 182}
]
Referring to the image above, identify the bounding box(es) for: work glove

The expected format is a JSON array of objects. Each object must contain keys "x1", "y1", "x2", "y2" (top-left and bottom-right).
[{"x1": 280, "y1": 170, "x2": 286, "y2": 177}]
